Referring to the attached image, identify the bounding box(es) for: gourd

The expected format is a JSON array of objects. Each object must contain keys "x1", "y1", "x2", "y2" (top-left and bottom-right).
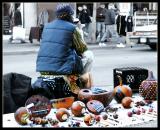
[
  {"x1": 56, "y1": 108, "x2": 70, "y2": 122},
  {"x1": 121, "y1": 97, "x2": 133, "y2": 108},
  {"x1": 71, "y1": 101, "x2": 86, "y2": 117},
  {"x1": 139, "y1": 71, "x2": 157, "y2": 100},
  {"x1": 14, "y1": 107, "x2": 32, "y2": 125},
  {"x1": 113, "y1": 76, "x2": 132, "y2": 103}
]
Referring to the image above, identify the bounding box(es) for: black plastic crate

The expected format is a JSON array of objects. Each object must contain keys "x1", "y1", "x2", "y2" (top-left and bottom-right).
[{"x1": 113, "y1": 67, "x2": 148, "y2": 92}]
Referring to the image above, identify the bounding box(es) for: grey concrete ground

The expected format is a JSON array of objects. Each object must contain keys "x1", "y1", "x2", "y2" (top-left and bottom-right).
[
  {"x1": 2, "y1": 35, "x2": 158, "y2": 127},
  {"x1": 3, "y1": 38, "x2": 158, "y2": 87}
]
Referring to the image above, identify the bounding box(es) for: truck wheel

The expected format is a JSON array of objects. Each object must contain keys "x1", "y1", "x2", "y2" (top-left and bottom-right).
[{"x1": 149, "y1": 45, "x2": 156, "y2": 50}]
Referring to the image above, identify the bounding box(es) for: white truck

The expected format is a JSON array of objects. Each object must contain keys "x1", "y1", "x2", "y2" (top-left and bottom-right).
[{"x1": 127, "y1": 11, "x2": 157, "y2": 50}]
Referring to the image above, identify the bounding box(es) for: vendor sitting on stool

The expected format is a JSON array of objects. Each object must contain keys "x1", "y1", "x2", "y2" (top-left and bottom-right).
[{"x1": 35, "y1": 3, "x2": 94, "y2": 98}]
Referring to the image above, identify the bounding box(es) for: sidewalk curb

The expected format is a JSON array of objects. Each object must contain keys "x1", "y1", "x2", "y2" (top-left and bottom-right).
[
  {"x1": 3, "y1": 44, "x2": 131, "y2": 56},
  {"x1": 3, "y1": 50, "x2": 38, "y2": 56}
]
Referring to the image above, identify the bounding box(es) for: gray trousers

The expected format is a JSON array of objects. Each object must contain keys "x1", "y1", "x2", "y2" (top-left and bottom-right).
[
  {"x1": 100, "y1": 24, "x2": 122, "y2": 43},
  {"x1": 96, "y1": 22, "x2": 105, "y2": 42},
  {"x1": 83, "y1": 23, "x2": 90, "y2": 34}
]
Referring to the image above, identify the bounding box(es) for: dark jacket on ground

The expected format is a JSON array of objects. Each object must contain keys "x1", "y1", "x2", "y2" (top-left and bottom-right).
[
  {"x1": 36, "y1": 19, "x2": 83, "y2": 75},
  {"x1": 104, "y1": 9, "x2": 116, "y2": 25},
  {"x1": 3, "y1": 73, "x2": 32, "y2": 114}
]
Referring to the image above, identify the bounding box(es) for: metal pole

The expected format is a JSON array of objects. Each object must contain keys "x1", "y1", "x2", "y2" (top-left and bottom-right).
[
  {"x1": 90, "y1": 2, "x2": 97, "y2": 43},
  {"x1": 134, "y1": 11, "x2": 136, "y2": 30},
  {"x1": 147, "y1": 12, "x2": 149, "y2": 26},
  {"x1": 23, "y1": 3, "x2": 24, "y2": 28}
]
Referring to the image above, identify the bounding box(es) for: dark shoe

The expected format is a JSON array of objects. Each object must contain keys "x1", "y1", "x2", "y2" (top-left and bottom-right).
[{"x1": 21, "y1": 40, "x2": 26, "y2": 43}]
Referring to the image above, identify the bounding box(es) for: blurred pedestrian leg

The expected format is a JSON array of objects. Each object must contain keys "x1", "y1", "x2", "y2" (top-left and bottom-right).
[
  {"x1": 100, "y1": 24, "x2": 125, "y2": 46},
  {"x1": 96, "y1": 22, "x2": 105, "y2": 42}
]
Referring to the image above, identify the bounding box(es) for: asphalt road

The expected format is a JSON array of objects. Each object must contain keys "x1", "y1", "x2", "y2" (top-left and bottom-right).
[{"x1": 3, "y1": 45, "x2": 157, "y2": 89}]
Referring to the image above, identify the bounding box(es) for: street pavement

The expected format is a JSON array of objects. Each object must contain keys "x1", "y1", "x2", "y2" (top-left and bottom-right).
[
  {"x1": 3, "y1": 35, "x2": 157, "y2": 87},
  {"x1": 2, "y1": 34, "x2": 138, "y2": 86}
]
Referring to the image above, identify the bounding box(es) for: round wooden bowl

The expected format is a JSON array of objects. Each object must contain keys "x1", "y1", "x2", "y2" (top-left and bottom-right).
[{"x1": 78, "y1": 89, "x2": 114, "y2": 107}]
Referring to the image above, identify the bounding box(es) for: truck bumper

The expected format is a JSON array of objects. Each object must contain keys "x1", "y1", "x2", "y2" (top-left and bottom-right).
[{"x1": 129, "y1": 37, "x2": 157, "y2": 45}]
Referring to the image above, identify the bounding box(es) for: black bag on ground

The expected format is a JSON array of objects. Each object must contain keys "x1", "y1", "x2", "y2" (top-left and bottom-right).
[
  {"x1": 3, "y1": 73, "x2": 32, "y2": 114},
  {"x1": 31, "y1": 77, "x2": 76, "y2": 100}
]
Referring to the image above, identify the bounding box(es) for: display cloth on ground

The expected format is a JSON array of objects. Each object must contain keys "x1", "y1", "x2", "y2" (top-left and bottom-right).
[{"x1": 3, "y1": 92, "x2": 157, "y2": 127}]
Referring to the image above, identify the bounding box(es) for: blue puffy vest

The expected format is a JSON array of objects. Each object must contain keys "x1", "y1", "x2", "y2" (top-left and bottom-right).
[{"x1": 36, "y1": 19, "x2": 83, "y2": 75}]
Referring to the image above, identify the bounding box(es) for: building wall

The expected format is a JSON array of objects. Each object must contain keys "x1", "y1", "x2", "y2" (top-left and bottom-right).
[
  {"x1": 37, "y1": 3, "x2": 57, "y2": 23},
  {"x1": 37, "y1": 3, "x2": 76, "y2": 23},
  {"x1": 24, "y1": 3, "x2": 37, "y2": 28},
  {"x1": 119, "y1": 3, "x2": 131, "y2": 15}
]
